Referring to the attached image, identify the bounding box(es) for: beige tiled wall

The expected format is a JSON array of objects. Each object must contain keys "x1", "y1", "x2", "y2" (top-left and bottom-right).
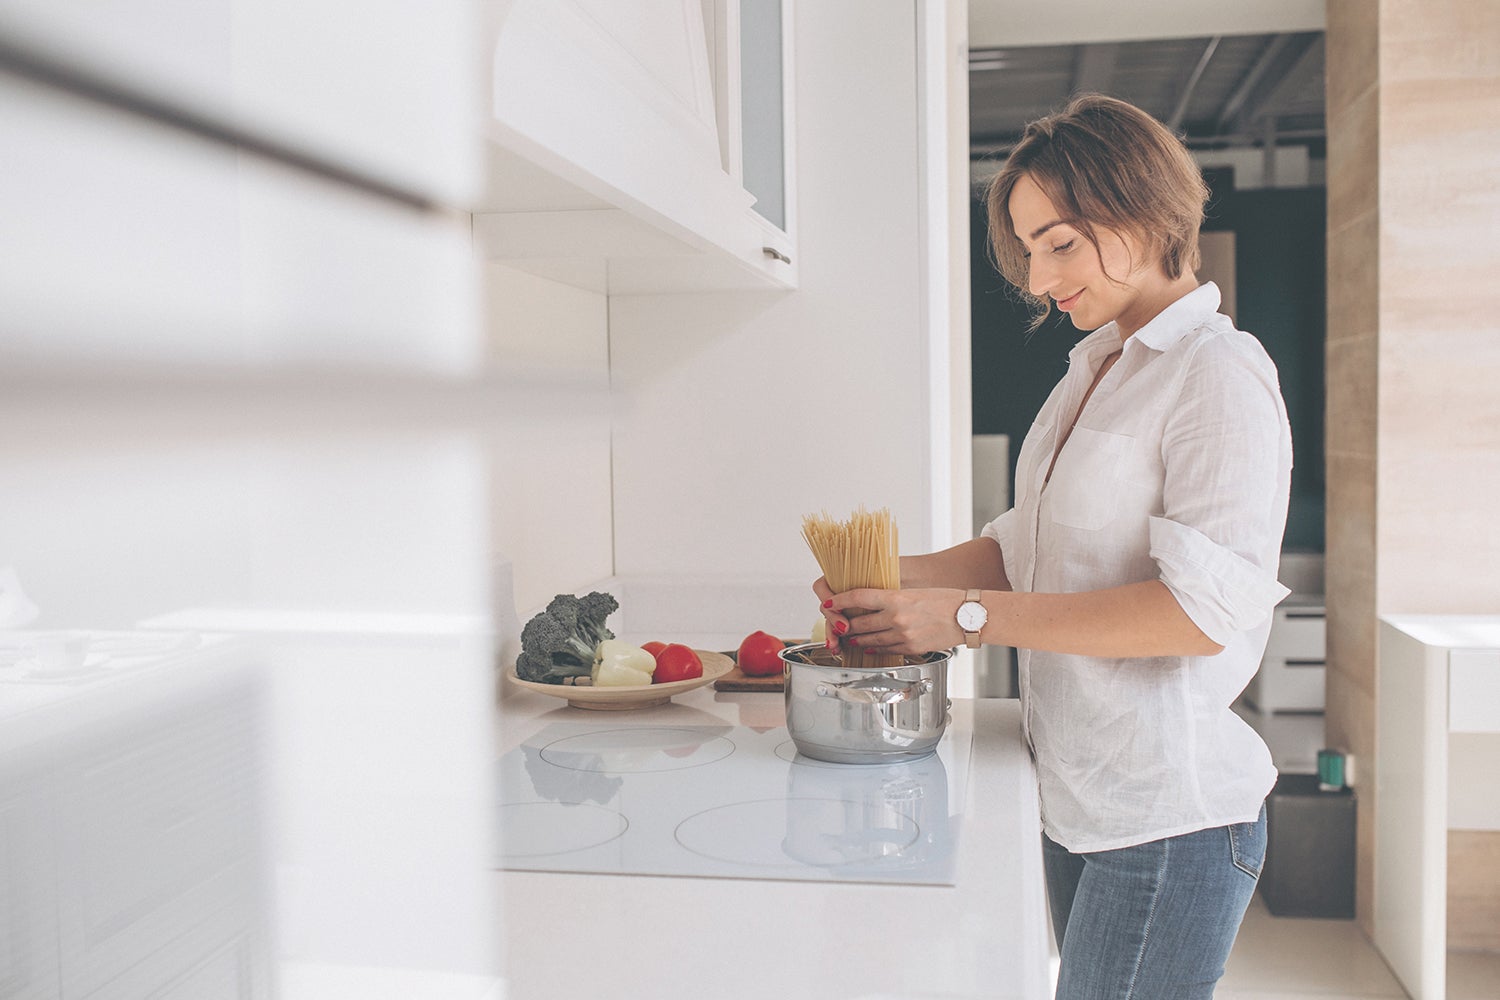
[
  {"x1": 1325, "y1": 0, "x2": 1500, "y2": 942},
  {"x1": 1376, "y1": 0, "x2": 1500, "y2": 617},
  {"x1": 1324, "y1": 0, "x2": 1382, "y2": 933}
]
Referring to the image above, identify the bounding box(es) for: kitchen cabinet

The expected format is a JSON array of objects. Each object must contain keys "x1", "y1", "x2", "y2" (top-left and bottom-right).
[
  {"x1": 1375, "y1": 616, "x2": 1500, "y2": 1000},
  {"x1": 0, "y1": 0, "x2": 478, "y2": 206},
  {"x1": 494, "y1": 684, "x2": 1050, "y2": 999},
  {"x1": 1244, "y1": 597, "x2": 1327, "y2": 713},
  {"x1": 479, "y1": 0, "x2": 796, "y2": 292},
  {"x1": 1, "y1": 0, "x2": 504, "y2": 991},
  {"x1": 0, "y1": 76, "x2": 477, "y2": 376},
  {"x1": 0, "y1": 642, "x2": 271, "y2": 1000},
  {"x1": 0, "y1": 762, "x2": 59, "y2": 1000}
]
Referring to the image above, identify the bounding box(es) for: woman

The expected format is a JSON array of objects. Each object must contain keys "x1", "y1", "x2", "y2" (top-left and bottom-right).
[{"x1": 817, "y1": 95, "x2": 1292, "y2": 999}]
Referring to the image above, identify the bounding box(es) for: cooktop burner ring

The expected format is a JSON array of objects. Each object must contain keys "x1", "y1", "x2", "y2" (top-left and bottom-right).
[
  {"x1": 539, "y1": 726, "x2": 737, "y2": 774},
  {"x1": 499, "y1": 801, "x2": 629, "y2": 858},
  {"x1": 672, "y1": 796, "x2": 923, "y2": 870}
]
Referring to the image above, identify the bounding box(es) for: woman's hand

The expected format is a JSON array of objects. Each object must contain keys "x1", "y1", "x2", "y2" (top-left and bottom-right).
[
  {"x1": 823, "y1": 587, "x2": 968, "y2": 656},
  {"x1": 812, "y1": 575, "x2": 844, "y2": 650}
]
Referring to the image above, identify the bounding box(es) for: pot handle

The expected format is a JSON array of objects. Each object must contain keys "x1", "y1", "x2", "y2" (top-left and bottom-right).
[{"x1": 815, "y1": 675, "x2": 933, "y2": 706}]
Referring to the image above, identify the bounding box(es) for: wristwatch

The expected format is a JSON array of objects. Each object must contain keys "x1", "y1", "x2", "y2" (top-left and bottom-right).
[{"x1": 955, "y1": 589, "x2": 987, "y2": 649}]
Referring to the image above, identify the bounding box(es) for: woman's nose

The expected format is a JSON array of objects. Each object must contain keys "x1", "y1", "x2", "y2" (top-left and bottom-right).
[{"x1": 1028, "y1": 255, "x2": 1055, "y2": 298}]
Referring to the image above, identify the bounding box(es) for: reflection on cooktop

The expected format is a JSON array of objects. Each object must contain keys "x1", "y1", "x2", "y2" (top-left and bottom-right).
[
  {"x1": 675, "y1": 797, "x2": 921, "y2": 869},
  {"x1": 539, "y1": 727, "x2": 735, "y2": 773},
  {"x1": 496, "y1": 723, "x2": 972, "y2": 886}
]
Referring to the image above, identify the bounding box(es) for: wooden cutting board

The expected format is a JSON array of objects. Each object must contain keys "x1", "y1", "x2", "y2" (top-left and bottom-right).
[
  {"x1": 712, "y1": 639, "x2": 811, "y2": 692},
  {"x1": 713, "y1": 660, "x2": 785, "y2": 692}
]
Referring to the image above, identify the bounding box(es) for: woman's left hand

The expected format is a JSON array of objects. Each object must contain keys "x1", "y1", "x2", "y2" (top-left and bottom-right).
[{"x1": 825, "y1": 587, "x2": 969, "y2": 656}]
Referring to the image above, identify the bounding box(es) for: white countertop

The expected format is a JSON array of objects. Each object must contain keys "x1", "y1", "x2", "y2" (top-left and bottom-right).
[
  {"x1": 1380, "y1": 614, "x2": 1500, "y2": 650},
  {"x1": 493, "y1": 683, "x2": 1050, "y2": 1000}
]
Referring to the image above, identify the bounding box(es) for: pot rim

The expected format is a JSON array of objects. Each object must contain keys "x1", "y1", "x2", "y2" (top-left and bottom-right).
[{"x1": 778, "y1": 641, "x2": 954, "y2": 670}]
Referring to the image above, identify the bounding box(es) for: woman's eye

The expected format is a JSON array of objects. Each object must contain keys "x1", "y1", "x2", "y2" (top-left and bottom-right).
[{"x1": 1053, "y1": 239, "x2": 1076, "y2": 254}]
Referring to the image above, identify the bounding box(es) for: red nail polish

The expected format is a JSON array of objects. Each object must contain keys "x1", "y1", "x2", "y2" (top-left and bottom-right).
[
  {"x1": 847, "y1": 637, "x2": 859, "y2": 646},
  {"x1": 822, "y1": 599, "x2": 833, "y2": 609},
  {"x1": 833, "y1": 621, "x2": 848, "y2": 635}
]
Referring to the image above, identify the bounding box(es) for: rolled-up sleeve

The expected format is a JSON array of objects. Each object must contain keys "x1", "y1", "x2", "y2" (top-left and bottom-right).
[
  {"x1": 980, "y1": 507, "x2": 1020, "y2": 586},
  {"x1": 1152, "y1": 334, "x2": 1293, "y2": 646},
  {"x1": 1150, "y1": 516, "x2": 1289, "y2": 645},
  {"x1": 980, "y1": 507, "x2": 1015, "y2": 551}
]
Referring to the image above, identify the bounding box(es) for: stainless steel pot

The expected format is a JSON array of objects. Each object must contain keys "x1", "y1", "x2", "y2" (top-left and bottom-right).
[{"x1": 780, "y1": 642, "x2": 953, "y2": 764}]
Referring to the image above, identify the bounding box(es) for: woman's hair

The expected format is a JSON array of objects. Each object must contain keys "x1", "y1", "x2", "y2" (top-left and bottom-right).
[{"x1": 984, "y1": 94, "x2": 1209, "y2": 328}]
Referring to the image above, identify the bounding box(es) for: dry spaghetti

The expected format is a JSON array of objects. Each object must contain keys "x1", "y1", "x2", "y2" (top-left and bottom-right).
[{"x1": 801, "y1": 506, "x2": 902, "y2": 669}]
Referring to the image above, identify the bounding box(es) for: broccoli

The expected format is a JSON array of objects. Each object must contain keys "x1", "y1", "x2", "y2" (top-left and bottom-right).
[{"x1": 514, "y1": 591, "x2": 620, "y2": 683}]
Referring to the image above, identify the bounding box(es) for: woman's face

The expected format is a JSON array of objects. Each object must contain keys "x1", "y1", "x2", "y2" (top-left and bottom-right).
[{"x1": 1007, "y1": 172, "x2": 1156, "y2": 334}]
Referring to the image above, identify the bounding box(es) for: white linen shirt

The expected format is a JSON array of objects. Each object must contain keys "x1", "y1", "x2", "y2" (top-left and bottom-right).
[{"x1": 983, "y1": 282, "x2": 1291, "y2": 853}]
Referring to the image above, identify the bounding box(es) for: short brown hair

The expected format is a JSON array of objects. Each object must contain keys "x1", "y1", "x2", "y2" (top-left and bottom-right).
[{"x1": 984, "y1": 94, "x2": 1209, "y2": 327}]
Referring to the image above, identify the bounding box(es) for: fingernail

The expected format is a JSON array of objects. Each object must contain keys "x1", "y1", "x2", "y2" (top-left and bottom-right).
[
  {"x1": 825, "y1": 637, "x2": 838, "y2": 651},
  {"x1": 833, "y1": 621, "x2": 848, "y2": 635},
  {"x1": 847, "y1": 637, "x2": 859, "y2": 646},
  {"x1": 822, "y1": 599, "x2": 833, "y2": 609}
]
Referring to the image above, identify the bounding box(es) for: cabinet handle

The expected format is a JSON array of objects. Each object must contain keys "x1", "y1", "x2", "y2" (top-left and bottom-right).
[{"x1": 762, "y1": 246, "x2": 791, "y2": 265}]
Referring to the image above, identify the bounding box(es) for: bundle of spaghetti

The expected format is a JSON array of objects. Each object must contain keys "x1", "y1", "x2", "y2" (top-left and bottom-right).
[{"x1": 800, "y1": 506, "x2": 903, "y2": 669}]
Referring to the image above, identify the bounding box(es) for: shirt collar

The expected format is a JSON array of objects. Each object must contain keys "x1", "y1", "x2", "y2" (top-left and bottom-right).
[
  {"x1": 1129, "y1": 282, "x2": 1222, "y2": 352},
  {"x1": 1064, "y1": 281, "x2": 1222, "y2": 365},
  {"x1": 1067, "y1": 322, "x2": 1126, "y2": 365}
]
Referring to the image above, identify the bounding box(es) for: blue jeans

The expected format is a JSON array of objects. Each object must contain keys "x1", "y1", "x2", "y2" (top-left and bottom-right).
[{"x1": 1042, "y1": 805, "x2": 1267, "y2": 1000}]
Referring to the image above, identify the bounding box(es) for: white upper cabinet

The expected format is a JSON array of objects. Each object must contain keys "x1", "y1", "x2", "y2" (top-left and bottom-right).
[
  {"x1": 0, "y1": 0, "x2": 480, "y2": 207},
  {"x1": 0, "y1": 76, "x2": 479, "y2": 376},
  {"x1": 481, "y1": 0, "x2": 797, "y2": 292}
]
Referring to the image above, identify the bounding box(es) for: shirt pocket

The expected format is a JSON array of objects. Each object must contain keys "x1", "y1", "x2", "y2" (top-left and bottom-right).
[{"x1": 1045, "y1": 427, "x2": 1136, "y2": 531}]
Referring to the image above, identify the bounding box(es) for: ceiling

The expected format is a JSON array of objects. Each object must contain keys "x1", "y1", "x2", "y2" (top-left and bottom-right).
[{"x1": 969, "y1": 31, "x2": 1325, "y2": 158}]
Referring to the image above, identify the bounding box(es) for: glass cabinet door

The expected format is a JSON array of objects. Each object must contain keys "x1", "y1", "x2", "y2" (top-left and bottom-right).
[{"x1": 739, "y1": 0, "x2": 784, "y2": 231}]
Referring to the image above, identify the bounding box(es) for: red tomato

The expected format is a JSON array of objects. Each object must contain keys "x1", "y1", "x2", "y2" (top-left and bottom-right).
[
  {"x1": 653, "y1": 644, "x2": 703, "y2": 684},
  {"x1": 737, "y1": 630, "x2": 784, "y2": 676},
  {"x1": 641, "y1": 641, "x2": 668, "y2": 659}
]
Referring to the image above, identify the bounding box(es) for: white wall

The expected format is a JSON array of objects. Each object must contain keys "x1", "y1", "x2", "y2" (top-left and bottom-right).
[
  {"x1": 609, "y1": 0, "x2": 935, "y2": 584},
  {"x1": 483, "y1": 264, "x2": 614, "y2": 614}
]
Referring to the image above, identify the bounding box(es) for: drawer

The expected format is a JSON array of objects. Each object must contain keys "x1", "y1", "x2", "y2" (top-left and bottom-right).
[
  {"x1": 1265, "y1": 607, "x2": 1326, "y2": 661},
  {"x1": 1246, "y1": 657, "x2": 1325, "y2": 713},
  {"x1": 55, "y1": 694, "x2": 262, "y2": 999},
  {"x1": 0, "y1": 770, "x2": 60, "y2": 1000},
  {"x1": 1450, "y1": 648, "x2": 1500, "y2": 733}
]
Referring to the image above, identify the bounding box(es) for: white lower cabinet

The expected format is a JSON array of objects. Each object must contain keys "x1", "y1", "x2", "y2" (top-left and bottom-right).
[
  {"x1": 1376, "y1": 617, "x2": 1500, "y2": 1000},
  {"x1": 1245, "y1": 598, "x2": 1326, "y2": 713},
  {"x1": 1, "y1": 659, "x2": 270, "y2": 1000},
  {"x1": 0, "y1": 769, "x2": 60, "y2": 1000}
]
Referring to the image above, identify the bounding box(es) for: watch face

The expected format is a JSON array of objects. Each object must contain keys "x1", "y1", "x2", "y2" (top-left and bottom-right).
[{"x1": 957, "y1": 601, "x2": 986, "y2": 631}]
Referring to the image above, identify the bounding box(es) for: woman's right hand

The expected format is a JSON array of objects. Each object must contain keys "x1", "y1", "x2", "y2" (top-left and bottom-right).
[{"x1": 812, "y1": 575, "x2": 849, "y2": 651}]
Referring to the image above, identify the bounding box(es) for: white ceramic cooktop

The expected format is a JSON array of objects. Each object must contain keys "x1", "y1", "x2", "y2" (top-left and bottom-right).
[{"x1": 496, "y1": 722, "x2": 972, "y2": 886}]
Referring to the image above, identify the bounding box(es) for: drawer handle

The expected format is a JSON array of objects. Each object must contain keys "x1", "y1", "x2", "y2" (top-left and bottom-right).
[
  {"x1": 762, "y1": 246, "x2": 791, "y2": 265},
  {"x1": 1284, "y1": 659, "x2": 1325, "y2": 668}
]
